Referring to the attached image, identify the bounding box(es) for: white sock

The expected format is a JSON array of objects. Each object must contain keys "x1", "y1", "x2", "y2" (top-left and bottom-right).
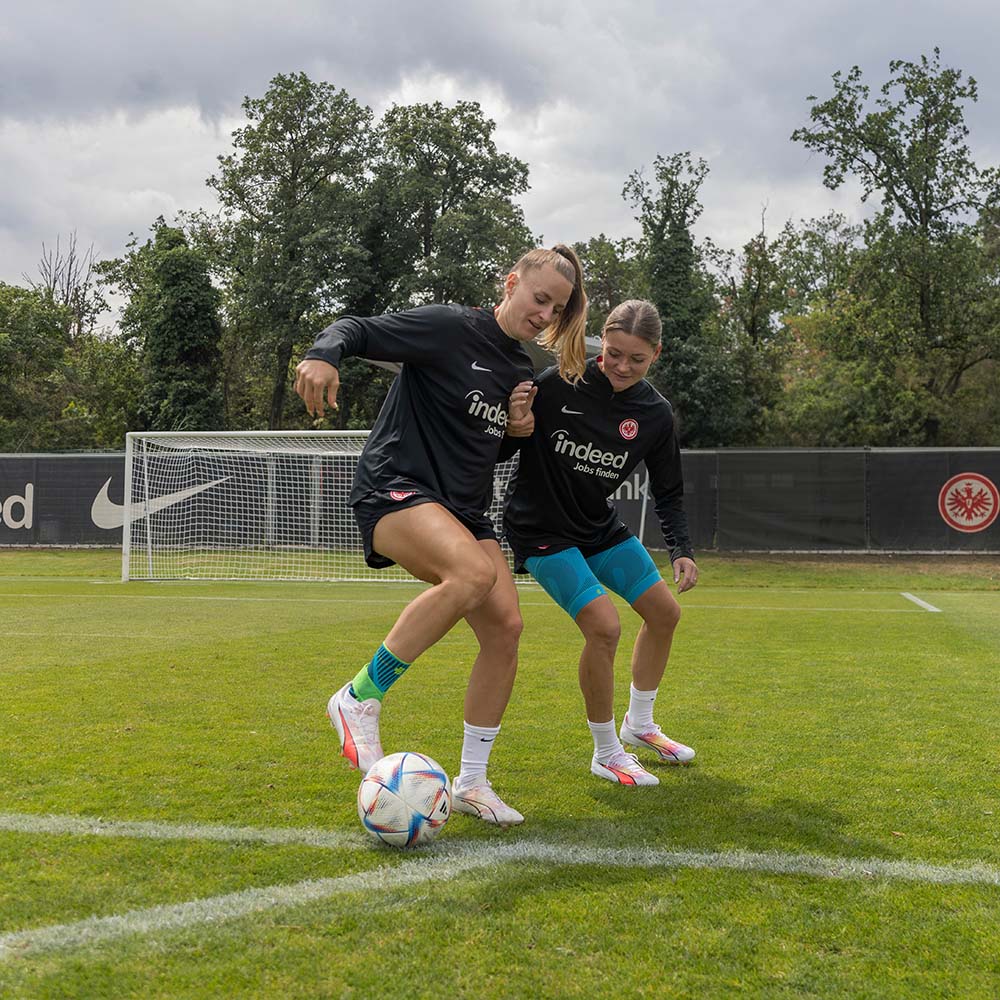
[
  {"x1": 456, "y1": 722, "x2": 500, "y2": 790},
  {"x1": 627, "y1": 684, "x2": 658, "y2": 730},
  {"x1": 588, "y1": 718, "x2": 623, "y2": 763}
]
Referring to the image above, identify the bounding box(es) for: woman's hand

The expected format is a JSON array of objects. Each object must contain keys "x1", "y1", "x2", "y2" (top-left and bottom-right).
[
  {"x1": 506, "y1": 381, "x2": 538, "y2": 437},
  {"x1": 673, "y1": 557, "x2": 698, "y2": 593},
  {"x1": 295, "y1": 360, "x2": 340, "y2": 417}
]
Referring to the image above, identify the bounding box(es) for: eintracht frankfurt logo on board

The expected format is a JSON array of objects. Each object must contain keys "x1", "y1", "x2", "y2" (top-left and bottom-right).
[
  {"x1": 619, "y1": 419, "x2": 639, "y2": 441},
  {"x1": 389, "y1": 490, "x2": 416, "y2": 502},
  {"x1": 938, "y1": 472, "x2": 999, "y2": 533}
]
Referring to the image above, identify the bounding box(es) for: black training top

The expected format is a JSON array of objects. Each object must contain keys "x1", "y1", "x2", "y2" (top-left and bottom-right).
[
  {"x1": 503, "y1": 356, "x2": 694, "y2": 565},
  {"x1": 304, "y1": 304, "x2": 534, "y2": 518}
]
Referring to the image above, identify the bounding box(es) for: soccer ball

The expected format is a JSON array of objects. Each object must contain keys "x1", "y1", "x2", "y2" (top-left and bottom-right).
[{"x1": 357, "y1": 751, "x2": 452, "y2": 848}]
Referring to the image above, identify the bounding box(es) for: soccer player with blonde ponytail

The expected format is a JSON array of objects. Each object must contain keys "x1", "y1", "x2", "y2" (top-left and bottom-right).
[{"x1": 295, "y1": 244, "x2": 587, "y2": 826}]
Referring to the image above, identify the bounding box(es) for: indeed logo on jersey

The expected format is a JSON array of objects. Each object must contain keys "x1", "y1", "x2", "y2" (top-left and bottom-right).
[
  {"x1": 550, "y1": 430, "x2": 628, "y2": 479},
  {"x1": 465, "y1": 390, "x2": 508, "y2": 438}
]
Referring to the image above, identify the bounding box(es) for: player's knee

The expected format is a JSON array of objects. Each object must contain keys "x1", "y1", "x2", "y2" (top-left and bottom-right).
[
  {"x1": 665, "y1": 599, "x2": 681, "y2": 629},
  {"x1": 479, "y1": 607, "x2": 523, "y2": 657},
  {"x1": 646, "y1": 598, "x2": 680, "y2": 638},
  {"x1": 453, "y1": 556, "x2": 497, "y2": 611},
  {"x1": 501, "y1": 609, "x2": 524, "y2": 643},
  {"x1": 579, "y1": 609, "x2": 621, "y2": 650}
]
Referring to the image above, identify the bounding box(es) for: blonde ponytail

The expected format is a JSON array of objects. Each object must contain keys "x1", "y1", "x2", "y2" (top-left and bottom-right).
[{"x1": 509, "y1": 243, "x2": 588, "y2": 383}]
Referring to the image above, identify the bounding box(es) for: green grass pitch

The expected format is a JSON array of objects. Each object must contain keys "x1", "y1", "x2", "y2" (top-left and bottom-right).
[{"x1": 1, "y1": 549, "x2": 999, "y2": 998}]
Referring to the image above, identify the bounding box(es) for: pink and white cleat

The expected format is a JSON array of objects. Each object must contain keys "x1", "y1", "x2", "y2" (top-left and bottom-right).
[
  {"x1": 620, "y1": 715, "x2": 695, "y2": 765},
  {"x1": 452, "y1": 778, "x2": 525, "y2": 827},
  {"x1": 590, "y1": 750, "x2": 659, "y2": 786},
  {"x1": 327, "y1": 682, "x2": 384, "y2": 773}
]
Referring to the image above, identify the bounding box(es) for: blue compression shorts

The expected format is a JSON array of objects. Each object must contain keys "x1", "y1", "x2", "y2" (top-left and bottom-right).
[{"x1": 525, "y1": 536, "x2": 662, "y2": 620}]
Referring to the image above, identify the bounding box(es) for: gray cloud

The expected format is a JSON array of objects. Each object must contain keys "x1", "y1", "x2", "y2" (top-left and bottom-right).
[{"x1": 3, "y1": 0, "x2": 1000, "y2": 296}]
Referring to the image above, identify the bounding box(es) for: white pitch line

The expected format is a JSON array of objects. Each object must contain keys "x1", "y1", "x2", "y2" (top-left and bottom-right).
[
  {"x1": 0, "y1": 812, "x2": 359, "y2": 851},
  {"x1": 0, "y1": 592, "x2": 927, "y2": 614},
  {"x1": 0, "y1": 855, "x2": 486, "y2": 961},
  {"x1": 901, "y1": 592, "x2": 943, "y2": 613},
  {"x1": 664, "y1": 605, "x2": 924, "y2": 614},
  {"x1": 2, "y1": 811, "x2": 999, "y2": 960}
]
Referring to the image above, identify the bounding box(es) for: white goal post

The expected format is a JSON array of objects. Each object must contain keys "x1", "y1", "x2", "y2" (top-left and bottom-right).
[
  {"x1": 121, "y1": 430, "x2": 521, "y2": 582},
  {"x1": 121, "y1": 430, "x2": 650, "y2": 582}
]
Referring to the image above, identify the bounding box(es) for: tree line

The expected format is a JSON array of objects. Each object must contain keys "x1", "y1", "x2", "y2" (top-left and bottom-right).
[{"x1": 2, "y1": 51, "x2": 998, "y2": 453}]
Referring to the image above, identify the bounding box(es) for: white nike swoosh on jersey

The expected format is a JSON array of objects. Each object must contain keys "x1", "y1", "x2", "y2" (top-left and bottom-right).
[
  {"x1": 91, "y1": 476, "x2": 229, "y2": 530},
  {"x1": 471, "y1": 361, "x2": 492, "y2": 372},
  {"x1": 561, "y1": 406, "x2": 584, "y2": 415}
]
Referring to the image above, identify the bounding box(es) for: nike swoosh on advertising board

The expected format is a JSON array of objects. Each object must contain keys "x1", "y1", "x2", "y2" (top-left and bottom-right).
[{"x1": 91, "y1": 477, "x2": 229, "y2": 530}]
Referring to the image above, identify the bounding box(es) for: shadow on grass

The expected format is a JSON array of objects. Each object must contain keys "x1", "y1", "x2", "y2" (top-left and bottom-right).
[{"x1": 512, "y1": 768, "x2": 890, "y2": 863}]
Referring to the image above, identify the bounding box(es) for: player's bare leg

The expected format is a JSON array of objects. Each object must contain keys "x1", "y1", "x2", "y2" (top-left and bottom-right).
[
  {"x1": 453, "y1": 541, "x2": 526, "y2": 826},
  {"x1": 629, "y1": 580, "x2": 680, "y2": 691},
  {"x1": 329, "y1": 504, "x2": 496, "y2": 772},
  {"x1": 374, "y1": 504, "x2": 498, "y2": 662},
  {"x1": 576, "y1": 595, "x2": 658, "y2": 785},
  {"x1": 574, "y1": 594, "x2": 620, "y2": 723},
  {"x1": 620, "y1": 580, "x2": 694, "y2": 764},
  {"x1": 462, "y1": 540, "x2": 523, "y2": 727}
]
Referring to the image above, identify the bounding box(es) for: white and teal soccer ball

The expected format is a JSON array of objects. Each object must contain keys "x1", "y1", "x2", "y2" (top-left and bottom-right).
[{"x1": 357, "y1": 751, "x2": 451, "y2": 848}]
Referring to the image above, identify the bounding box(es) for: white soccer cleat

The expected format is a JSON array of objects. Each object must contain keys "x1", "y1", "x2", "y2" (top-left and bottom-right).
[
  {"x1": 620, "y1": 715, "x2": 696, "y2": 765},
  {"x1": 452, "y1": 778, "x2": 525, "y2": 827},
  {"x1": 591, "y1": 750, "x2": 660, "y2": 786},
  {"x1": 327, "y1": 682, "x2": 384, "y2": 773}
]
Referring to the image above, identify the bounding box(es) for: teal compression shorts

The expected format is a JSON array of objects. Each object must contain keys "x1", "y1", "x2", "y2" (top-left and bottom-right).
[{"x1": 525, "y1": 536, "x2": 662, "y2": 620}]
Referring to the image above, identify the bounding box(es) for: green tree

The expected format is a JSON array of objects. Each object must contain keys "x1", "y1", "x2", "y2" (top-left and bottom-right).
[
  {"x1": 57, "y1": 331, "x2": 142, "y2": 450},
  {"x1": 200, "y1": 72, "x2": 372, "y2": 428},
  {"x1": 623, "y1": 153, "x2": 711, "y2": 346},
  {"x1": 791, "y1": 50, "x2": 1000, "y2": 442},
  {"x1": 321, "y1": 100, "x2": 535, "y2": 430},
  {"x1": 573, "y1": 235, "x2": 645, "y2": 338},
  {"x1": 99, "y1": 224, "x2": 223, "y2": 431},
  {"x1": 702, "y1": 220, "x2": 795, "y2": 444},
  {"x1": 623, "y1": 153, "x2": 751, "y2": 446},
  {"x1": 0, "y1": 283, "x2": 71, "y2": 450},
  {"x1": 24, "y1": 232, "x2": 107, "y2": 342},
  {"x1": 372, "y1": 100, "x2": 534, "y2": 308}
]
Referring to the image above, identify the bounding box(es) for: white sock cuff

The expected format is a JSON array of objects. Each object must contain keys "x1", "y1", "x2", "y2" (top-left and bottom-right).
[
  {"x1": 588, "y1": 718, "x2": 621, "y2": 761},
  {"x1": 630, "y1": 684, "x2": 658, "y2": 702},
  {"x1": 463, "y1": 722, "x2": 500, "y2": 739},
  {"x1": 587, "y1": 718, "x2": 617, "y2": 735}
]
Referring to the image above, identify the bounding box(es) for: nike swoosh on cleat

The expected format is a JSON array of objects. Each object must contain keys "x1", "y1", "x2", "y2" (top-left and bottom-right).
[
  {"x1": 90, "y1": 476, "x2": 229, "y2": 530},
  {"x1": 471, "y1": 361, "x2": 492, "y2": 372},
  {"x1": 561, "y1": 406, "x2": 583, "y2": 414}
]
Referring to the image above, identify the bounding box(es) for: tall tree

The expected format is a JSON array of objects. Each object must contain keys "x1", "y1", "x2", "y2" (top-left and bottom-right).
[
  {"x1": 201, "y1": 72, "x2": 372, "y2": 428},
  {"x1": 791, "y1": 50, "x2": 1000, "y2": 441},
  {"x1": 367, "y1": 100, "x2": 534, "y2": 309},
  {"x1": 99, "y1": 224, "x2": 223, "y2": 431},
  {"x1": 623, "y1": 153, "x2": 746, "y2": 446},
  {"x1": 573, "y1": 235, "x2": 645, "y2": 338},
  {"x1": 24, "y1": 232, "x2": 106, "y2": 342},
  {"x1": 623, "y1": 153, "x2": 711, "y2": 346},
  {"x1": 0, "y1": 283, "x2": 71, "y2": 450}
]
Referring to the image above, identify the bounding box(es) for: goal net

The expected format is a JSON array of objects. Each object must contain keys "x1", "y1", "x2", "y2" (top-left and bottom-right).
[{"x1": 121, "y1": 431, "x2": 520, "y2": 582}]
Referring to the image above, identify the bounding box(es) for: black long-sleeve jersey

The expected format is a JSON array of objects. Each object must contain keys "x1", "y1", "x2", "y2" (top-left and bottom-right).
[
  {"x1": 504, "y1": 357, "x2": 694, "y2": 565},
  {"x1": 304, "y1": 304, "x2": 534, "y2": 519}
]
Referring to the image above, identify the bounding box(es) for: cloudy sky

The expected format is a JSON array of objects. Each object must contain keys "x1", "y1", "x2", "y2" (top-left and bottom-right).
[{"x1": 3, "y1": 0, "x2": 999, "y2": 314}]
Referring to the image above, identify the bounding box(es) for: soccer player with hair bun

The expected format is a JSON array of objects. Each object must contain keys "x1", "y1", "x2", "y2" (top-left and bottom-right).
[
  {"x1": 295, "y1": 245, "x2": 587, "y2": 826},
  {"x1": 504, "y1": 299, "x2": 698, "y2": 787}
]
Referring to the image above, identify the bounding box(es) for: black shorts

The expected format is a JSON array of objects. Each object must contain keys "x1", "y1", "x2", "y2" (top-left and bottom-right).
[{"x1": 352, "y1": 490, "x2": 498, "y2": 569}]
